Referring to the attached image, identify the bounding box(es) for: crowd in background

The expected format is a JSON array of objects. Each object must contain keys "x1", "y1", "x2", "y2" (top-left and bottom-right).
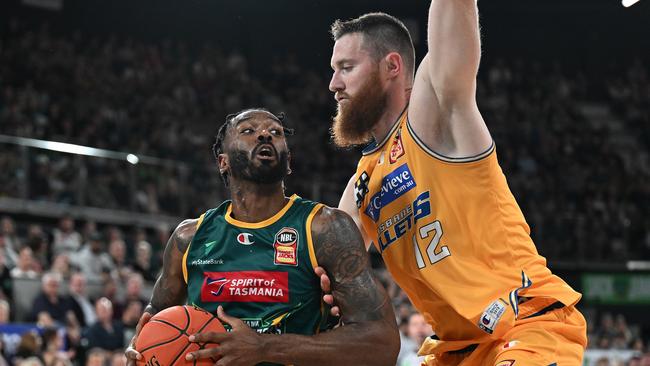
[
  {"x1": 1, "y1": 20, "x2": 648, "y2": 262},
  {"x1": 1, "y1": 17, "x2": 649, "y2": 366}
]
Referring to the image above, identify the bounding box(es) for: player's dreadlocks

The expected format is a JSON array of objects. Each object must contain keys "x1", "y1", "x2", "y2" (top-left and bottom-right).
[{"x1": 212, "y1": 108, "x2": 294, "y2": 187}]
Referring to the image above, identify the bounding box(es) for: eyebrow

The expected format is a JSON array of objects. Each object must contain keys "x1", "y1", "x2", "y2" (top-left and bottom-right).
[{"x1": 331, "y1": 58, "x2": 355, "y2": 69}]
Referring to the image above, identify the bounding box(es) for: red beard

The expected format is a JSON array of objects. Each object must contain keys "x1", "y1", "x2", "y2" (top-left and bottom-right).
[{"x1": 331, "y1": 68, "x2": 387, "y2": 148}]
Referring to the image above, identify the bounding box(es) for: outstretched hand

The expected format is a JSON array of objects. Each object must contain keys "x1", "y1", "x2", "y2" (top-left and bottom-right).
[
  {"x1": 315, "y1": 266, "x2": 340, "y2": 317},
  {"x1": 125, "y1": 311, "x2": 153, "y2": 366},
  {"x1": 185, "y1": 306, "x2": 263, "y2": 366}
]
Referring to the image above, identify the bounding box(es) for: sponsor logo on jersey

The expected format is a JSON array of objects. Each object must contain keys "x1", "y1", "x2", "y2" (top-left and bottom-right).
[
  {"x1": 203, "y1": 240, "x2": 217, "y2": 254},
  {"x1": 201, "y1": 271, "x2": 289, "y2": 303},
  {"x1": 237, "y1": 233, "x2": 255, "y2": 245},
  {"x1": 364, "y1": 163, "x2": 417, "y2": 222},
  {"x1": 478, "y1": 299, "x2": 507, "y2": 334},
  {"x1": 354, "y1": 171, "x2": 370, "y2": 208},
  {"x1": 389, "y1": 127, "x2": 405, "y2": 164},
  {"x1": 191, "y1": 258, "x2": 224, "y2": 266},
  {"x1": 376, "y1": 191, "x2": 431, "y2": 251},
  {"x1": 501, "y1": 341, "x2": 519, "y2": 350},
  {"x1": 273, "y1": 227, "x2": 298, "y2": 266},
  {"x1": 495, "y1": 361, "x2": 515, "y2": 366}
]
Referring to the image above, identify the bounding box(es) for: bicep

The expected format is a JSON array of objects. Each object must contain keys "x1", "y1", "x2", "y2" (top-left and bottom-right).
[
  {"x1": 312, "y1": 208, "x2": 392, "y2": 324},
  {"x1": 150, "y1": 219, "x2": 196, "y2": 309}
]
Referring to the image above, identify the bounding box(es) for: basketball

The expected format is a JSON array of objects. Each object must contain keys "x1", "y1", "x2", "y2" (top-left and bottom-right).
[{"x1": 135, "y1": 305, "x2": 225, "y2": 366}]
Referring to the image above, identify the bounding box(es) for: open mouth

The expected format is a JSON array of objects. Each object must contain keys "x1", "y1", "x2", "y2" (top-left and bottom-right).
[{"x1": 255, "y1": 144, "x2": 276, "y2": 160}]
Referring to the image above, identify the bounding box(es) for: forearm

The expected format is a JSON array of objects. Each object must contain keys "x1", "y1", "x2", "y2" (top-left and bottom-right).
[
  {"x1": 260, "y1": 320, "x2": 399, "y2": 366},
  {"x1": 147, "y1": 274, "x2": 186, "y2": 314}
]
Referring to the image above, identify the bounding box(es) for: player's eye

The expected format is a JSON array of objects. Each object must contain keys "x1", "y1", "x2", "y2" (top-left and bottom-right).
[
  {"x1": 241, "y1": 128, "x2": 253, "y2": 134},
  {"x1": 270, "y1": 129, "x2": 283, "y2": 136}
]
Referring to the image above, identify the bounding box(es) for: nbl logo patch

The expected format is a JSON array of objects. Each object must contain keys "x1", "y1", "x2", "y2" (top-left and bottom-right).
[
  {"x1": 273, "y1": 227, "x2": 298, "y2": 266},
  {"x1": 354, "y1": 171, "x2": 370, "y2": 208}
]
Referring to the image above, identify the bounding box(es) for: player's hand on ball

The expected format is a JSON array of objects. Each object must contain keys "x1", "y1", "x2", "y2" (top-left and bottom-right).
[
  {"x1": 125, "y1": 311, "x2": 153, "y2": 366},
  {"x1": 186, "y1": 306, "x2": 262, "y2": 366},
  {"x1": 314, "y1": 266, "x2": 340, "y2": 317}
]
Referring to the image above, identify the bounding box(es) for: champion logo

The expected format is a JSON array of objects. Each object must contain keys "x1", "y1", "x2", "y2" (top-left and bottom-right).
[{"x1": 237, "y1": 233, "x2": 255, "y2": 245}]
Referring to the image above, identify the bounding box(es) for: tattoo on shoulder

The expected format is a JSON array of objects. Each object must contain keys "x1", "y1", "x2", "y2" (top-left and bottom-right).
[{"x1": 172, "y1": 218, "x2": 198, "y2": 253}]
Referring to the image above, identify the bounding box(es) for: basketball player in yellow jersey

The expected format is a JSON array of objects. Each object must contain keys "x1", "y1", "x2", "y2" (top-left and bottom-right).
[{"x1": 323, "y1": 2, "x2": 588, "y2": 365}]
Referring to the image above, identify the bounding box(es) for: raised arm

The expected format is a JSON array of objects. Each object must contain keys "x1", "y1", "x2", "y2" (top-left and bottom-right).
[
  {"x1": 186, "y1": 207, "x2": 399, "y2": 366},
  {"x1": 409, "y1": 0, "x2": 492, "y2": 158},
  {"x1": 125, "y1": 218, "x2": 197, "y2": 365}
]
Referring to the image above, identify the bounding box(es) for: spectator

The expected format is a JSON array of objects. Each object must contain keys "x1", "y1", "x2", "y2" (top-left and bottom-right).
[
  {"x1": 10, "y1": 247, "x2": 40, "y2": 279},
  {"x1": 0, "y1": 252, "x2": 13, "y2": 300},
  {"x1": 120, "y1": 300, "x2": 143, "y2": 347},
  {"x1": 397, "y1": 313, "x2": 433, "y2": 366},
  {"x1": 69, "y1": 233, "x2": 114, "y2": 284},
  {"x1": 0, "y1": 235, "x2": 18, "y2": 270},
  {"x1": 84, "y1": 348, "x2": 107, "y2": 366},
  {"x1": 52, "y1": 216, "x2": 82, "y2": 257},
  {"x1": 110, "y1": 352, "x2": 126, "y2": 366},
  {"x1": 121, "y1": 273, "x2": 147, "y2": 311},
  {"x1": 66, "y1": 272, "x2": 97, "y2": 327},
  {"x1": 25, "y1": 225, "x2": 49, "y2": 270},
  {"x1": 0, "y1": 216, "x2": 21, "y2": 257},
  {"x1": 30, "y1": 272, "x2": 73, "y2": 324},
  {"x1": 50, "y1": 254, "x2": 72, "y2": 280},
  {"x1": 131, "y1": 240, "x2": 157, "y2": 282},
  {"x1": 107, "y1": 239, "x2": 129, "y2": 281},
  {"x1": 0, "y1": 299, "x2": 10, "y2": 323},
  {"x1": 41, "y1": 328, "x2": 69, "y2": 366},
  {"x1": 83, "y1": 298, "x2": 124, "y2": 352}
]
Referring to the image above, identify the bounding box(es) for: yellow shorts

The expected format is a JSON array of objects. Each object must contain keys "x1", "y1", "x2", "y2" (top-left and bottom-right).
[{"x1": 420, "y1": 305, "x2": 587, "y2": 366}]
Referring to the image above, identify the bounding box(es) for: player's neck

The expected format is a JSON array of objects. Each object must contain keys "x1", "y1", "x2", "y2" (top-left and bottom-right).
[
  {"x1": 370, "y1": 88, "x2": 409, "y2": 143},
  {"x1": 228, "y1": 181, "x2": 288, "y2": 223}
]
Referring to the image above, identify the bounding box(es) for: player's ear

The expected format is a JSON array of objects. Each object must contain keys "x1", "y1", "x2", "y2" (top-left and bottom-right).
[
  {"x1": 383, "y1": 52, "x2": 402, "y2": 80},
  {"x1": 218, "y1": 153, "x2": 229, "y2": 175}
]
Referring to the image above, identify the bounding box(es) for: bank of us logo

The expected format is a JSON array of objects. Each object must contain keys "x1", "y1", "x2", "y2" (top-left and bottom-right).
[
  {"x1": 354, "y1": 171, "x2": 370, "y2": 208},
  {"x1": 237, "y1": 233, "x2": 254, "y2": 245}
]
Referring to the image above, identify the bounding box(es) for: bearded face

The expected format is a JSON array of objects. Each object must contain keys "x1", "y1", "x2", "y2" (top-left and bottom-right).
[
  {"x1": 227, "y1": 143, "x2": 290, "y2": 185},
  {"x1": 331, "y1": 66, "x2": 388, "y2": 148}
]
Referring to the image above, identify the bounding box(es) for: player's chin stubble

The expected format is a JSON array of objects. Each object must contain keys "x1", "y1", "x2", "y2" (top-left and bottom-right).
[{"x1": 331, "y1": 69, "x2": 387, "y2": 148}]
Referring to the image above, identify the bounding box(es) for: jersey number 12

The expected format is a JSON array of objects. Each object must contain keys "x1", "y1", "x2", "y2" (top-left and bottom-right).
[{"x1": 413, "y1": 221, "x2": 451, "y2": 269}]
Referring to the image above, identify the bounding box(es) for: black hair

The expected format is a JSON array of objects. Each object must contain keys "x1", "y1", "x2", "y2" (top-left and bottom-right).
[
  {"x1": 211, "y1": 108, "x2": 294, "y2": 187},
  {"x1": 331, "y1": 12, "x2": 415, "y2": 78}
]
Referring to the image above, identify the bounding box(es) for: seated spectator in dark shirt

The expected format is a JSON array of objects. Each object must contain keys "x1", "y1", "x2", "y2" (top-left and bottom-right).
[
  {"x1": 30, "y1": 272, "x2": 73, "y2": 324},
  {"x1": 83, "y1": 297, "x2": 124, "y2": 352},
  {"x1": 66, "y1": 272, "x2": 96, "y2": 327}
]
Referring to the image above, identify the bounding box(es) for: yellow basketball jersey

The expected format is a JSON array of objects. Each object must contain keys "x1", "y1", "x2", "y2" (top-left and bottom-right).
[{"x1": 354, "y1": 110, "x2": 581, "y2": 347}]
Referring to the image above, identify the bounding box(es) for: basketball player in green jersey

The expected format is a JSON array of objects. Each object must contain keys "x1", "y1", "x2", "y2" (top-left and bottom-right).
[{"x1": 125, "y1": 108, "x2": 399, "y2": 366}]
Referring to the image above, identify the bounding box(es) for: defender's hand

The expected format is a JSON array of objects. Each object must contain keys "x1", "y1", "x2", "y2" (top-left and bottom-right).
[
  {"x1": 315, "y1": 266, "x2": 340, "y2": 317},
  {"x1": 125, "y1": 312, "x2": 153, "y2": 366},
  {"x1": 186, "y1": 306, "x2": 262, "y2": 366}
]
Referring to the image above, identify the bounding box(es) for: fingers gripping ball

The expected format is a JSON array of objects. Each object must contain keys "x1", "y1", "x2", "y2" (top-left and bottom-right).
[{"x1": 135, "y1": 305, "x2": 225, "y2": 366}]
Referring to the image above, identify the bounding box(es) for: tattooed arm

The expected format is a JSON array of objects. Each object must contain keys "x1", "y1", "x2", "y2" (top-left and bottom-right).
[
  {"x1": 125, "y1": 218, "x2": 197, "y2": 365},
  {"x1": 186, "y1": 207, "x2": 399, "y2": 366}
]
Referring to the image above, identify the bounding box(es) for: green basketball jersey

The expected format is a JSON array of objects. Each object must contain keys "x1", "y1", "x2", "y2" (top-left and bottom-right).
[{"x1": 183, "y1": 194, "x2": 330, "y2": 342}]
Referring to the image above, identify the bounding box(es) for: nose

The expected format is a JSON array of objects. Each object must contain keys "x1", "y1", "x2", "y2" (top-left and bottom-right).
[
  {"x1": 257, "y1": 130, "x2": 272, "y2": 143},
  {"x1": 329, "y1": 71, "x2": 344, "y2": 93}
]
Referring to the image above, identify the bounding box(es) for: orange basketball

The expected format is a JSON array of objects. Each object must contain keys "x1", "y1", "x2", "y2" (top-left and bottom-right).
[{"x1": 135, "y1": 305, "x2": 225, "y2": 366}]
